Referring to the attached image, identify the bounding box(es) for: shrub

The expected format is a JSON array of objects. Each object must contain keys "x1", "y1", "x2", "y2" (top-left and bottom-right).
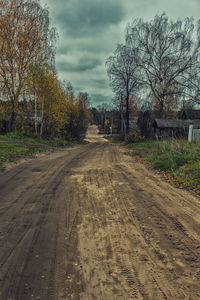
[
  {"x1": 124, "y1": 127, "x2": 145, "y2": 143},
  {"x1": 151, "y1": 153, "x2": 188, "y2": 171}
]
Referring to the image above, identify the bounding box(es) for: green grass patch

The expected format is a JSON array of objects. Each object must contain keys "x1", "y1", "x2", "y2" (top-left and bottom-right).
[
  {"x1": 0, "y1": 132, "x2": 86, "y2": 170},
  {"x1": 0, "y1": 132, "x2": 50, "y2": 144},
  {"x1": 0, "y1": 142, "x2": 45, "y2": 170},
  {"x1": 173, "y1": 162, "x2": 200, "y2": 189},
  {"x1": 0, "y1": 132, "x2": 81, "y2": 147},
  {"x1": 126, "y1": 139, "x2": 200, "y2": 189}
]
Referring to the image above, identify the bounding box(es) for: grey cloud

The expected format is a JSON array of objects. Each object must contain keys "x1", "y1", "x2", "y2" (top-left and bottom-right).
[
  {"x1": 41, "y1": 0, "x2": 200, "y2": 107},
  {"x1": 57, "y1": 45, "x2": 69, "y2": 55},
  {"x1": 92, "y1": 79, "x2": 109, "y2": 88},
  {"x1": 57, "y1": 57, "x2": 102, "y2": 73},
  {"x1": 57, "y1": 36, "x2": 117, "y2": 55},
  {"x1": 52, "y1": 0, "x2": 125, "y2": 37},
  {"x1": 90, "y1": 94, "x2": 111, "y2": 104}
]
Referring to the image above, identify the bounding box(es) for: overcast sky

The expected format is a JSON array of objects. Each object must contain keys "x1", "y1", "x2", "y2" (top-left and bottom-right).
[{"x1": 40, "y1": 0, "x2": 200, "y2": 107}]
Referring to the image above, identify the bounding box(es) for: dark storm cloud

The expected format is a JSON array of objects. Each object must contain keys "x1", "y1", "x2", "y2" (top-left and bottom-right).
[
  {"x1": 57, "y1": 57, "x2": 101, "y2": 72},
  {"x1": 53, "y1": 0, "x2": 125, "y2": 37},
  {"x1": 57, "y1": 36, "x2": 116, "y2": 55}
]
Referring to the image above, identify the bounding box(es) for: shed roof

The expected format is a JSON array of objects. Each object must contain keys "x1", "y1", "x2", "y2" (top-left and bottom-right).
[{"x1": 153, "y1": 119, "x2": 200, "y2": 128}]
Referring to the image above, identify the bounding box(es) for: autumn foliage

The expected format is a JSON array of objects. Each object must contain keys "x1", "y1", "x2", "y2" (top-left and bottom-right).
[{"x1": 0, "y1": 0, "x2": 90, "y2": 139}]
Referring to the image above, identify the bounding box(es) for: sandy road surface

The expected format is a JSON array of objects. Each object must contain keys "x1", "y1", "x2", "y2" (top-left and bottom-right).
[{"x1": 0, "y1": 126, "x2": 200, "y2": 300}]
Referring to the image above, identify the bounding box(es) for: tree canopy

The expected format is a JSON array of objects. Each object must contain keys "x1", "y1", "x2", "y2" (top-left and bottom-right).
[
  {"x1": 106, "y1": 13, "x2": 200, "y2": 122},
  {"x1": 0, "y1": 0, "x2": 90, "y2": 139}
]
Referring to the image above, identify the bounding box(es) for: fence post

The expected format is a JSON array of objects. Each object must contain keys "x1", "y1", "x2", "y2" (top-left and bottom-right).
[{"x1": 188, "y1": 125, "x2": 193, "y2": 143}]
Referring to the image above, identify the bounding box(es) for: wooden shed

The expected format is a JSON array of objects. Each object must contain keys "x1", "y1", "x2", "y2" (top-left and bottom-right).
[{"x1": 152, "y1": 119, "x2": 200, "y2": 138}]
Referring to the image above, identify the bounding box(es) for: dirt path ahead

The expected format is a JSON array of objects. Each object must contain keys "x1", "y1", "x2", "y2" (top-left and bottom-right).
[{"x1": 0, "y1": 126, "x2": 200, "y2": 300}]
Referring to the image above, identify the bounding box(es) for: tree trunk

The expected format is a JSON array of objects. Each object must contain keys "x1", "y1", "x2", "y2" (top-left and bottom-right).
[
  {"x1": 34, "y1": 92, "x2": 38, "y2": 134},
  {"x1": 9, "y1": 111, "x2": 15, "y2": 132},
  {"x1": 159, "y1": 99, "x2": 164, "y2": 118},
  {"x1": 40, "y1": 99, "x2": 44, "y2": 137},
  {"x1": 9, "y1": 97, "x2": 17, "y2": 132},
  {"x1": 120, "y1": 93, "x2": 124, "y2": 133},
  {"x1": 126, "y1": 90, "x2": 129, "y2": 133}
]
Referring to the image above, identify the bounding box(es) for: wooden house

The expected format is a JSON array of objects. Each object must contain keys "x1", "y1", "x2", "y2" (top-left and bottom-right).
[{"x1": 152, "y1": 119, "x2": 200, "y2": 138}]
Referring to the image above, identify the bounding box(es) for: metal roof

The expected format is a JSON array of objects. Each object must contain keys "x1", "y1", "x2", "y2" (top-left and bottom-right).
[{"x1": 153, "y1": 119, "x2": 200, "y2": 128}]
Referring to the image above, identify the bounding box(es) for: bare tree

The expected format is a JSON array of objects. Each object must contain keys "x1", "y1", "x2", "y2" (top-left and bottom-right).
[
  {"x1": 106, "y1": 43, "x2": 140, "y2": 133},
  {"x1": 182, "y1": 67, "x2": 200, "y2": 105},
  {"x1": 126, "y1": 13, "x2": 200, "y2": 117}
]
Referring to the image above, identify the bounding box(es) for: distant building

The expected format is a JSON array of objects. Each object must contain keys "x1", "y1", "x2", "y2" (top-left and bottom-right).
[
  {"x1": 129, "y1": 116, "x2": 138, "y2": 128},
  {"x1": 25, "y1": 112, "x2": 42, "y2": 122},
  {"x1": 152, "y1": 118, "x2": 200, "y2": 138}
]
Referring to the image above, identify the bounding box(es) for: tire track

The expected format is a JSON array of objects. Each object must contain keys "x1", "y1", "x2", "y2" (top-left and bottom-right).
[{"x1": 1, "y1": 128, "x2": 200, "y2": 299}]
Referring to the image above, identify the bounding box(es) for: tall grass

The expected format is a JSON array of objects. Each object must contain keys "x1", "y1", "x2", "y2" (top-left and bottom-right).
[{"x1": 128, "y1": 139, "x2": 200, "y2": 189}]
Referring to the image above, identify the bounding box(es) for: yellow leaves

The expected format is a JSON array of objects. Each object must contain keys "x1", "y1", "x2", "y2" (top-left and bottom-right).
[
  {"x1": 0, "y1": 0, "x2": 54, "y2": 88},
  {"x1": 105, "y1": 119, "x2": 110, "y2": 126},
  {"x1": 0, "y1": 2, "x2": 89, "y2": 137},
  {"x1": 0, "y1": 100, "x2": 9, "y2": 117},
  {"x1": 25, "y1": 63, "x2": 90, "y2": 138}
]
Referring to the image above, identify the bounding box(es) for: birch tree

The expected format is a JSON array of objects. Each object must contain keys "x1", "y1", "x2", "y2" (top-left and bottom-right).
[
  {"x1": 126, "y1": 14, "x2": 200, "y2": 117},
  {"x1": 0, "y1": 0, "x2": 56, "y2": 130},
  {"x1": 106, "y1": 43, "x2": 140, "y2": 133}
]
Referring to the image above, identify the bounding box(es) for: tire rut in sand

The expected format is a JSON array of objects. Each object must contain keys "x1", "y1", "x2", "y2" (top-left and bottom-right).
[
  {"x1": 70, "y1": 142, "x2": 200, "y2": 300},
  {"x1": 0, "y1": 144, "x2": 95, "y2": 300}
]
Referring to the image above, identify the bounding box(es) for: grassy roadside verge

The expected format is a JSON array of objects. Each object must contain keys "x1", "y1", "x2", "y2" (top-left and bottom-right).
[
  {"x1": 0, "y1": 132, "x2": 79, "y2": 147},
  {"x1": 124, "y1": 138, "x2": 200, "y2": 190},
  {"x1": 0, "y1": 142, "x2": 45, "y2": 171},
  {"x1": 0, "y1": 132, "x2": 85, "y2": 171}
]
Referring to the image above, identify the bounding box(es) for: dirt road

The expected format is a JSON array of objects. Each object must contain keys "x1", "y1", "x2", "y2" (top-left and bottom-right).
[{"x1": 0, "y1": 126, "x2": 200, "y2": 300}]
